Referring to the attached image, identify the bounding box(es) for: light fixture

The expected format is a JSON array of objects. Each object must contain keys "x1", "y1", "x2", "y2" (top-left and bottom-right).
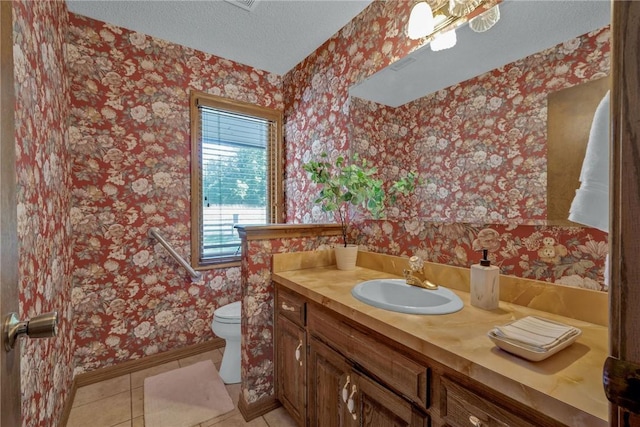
[
  {"x1": 449, "y1": 0, "x2": 482, "y2": 17},
  {"x1": 407, "y1": 0, "x2": 501, "y2": 51},
  {"x1": 469, "y1": 4, "x2": 500, "y2": 33},
  {"x1": 430, "y1": 28, "x2": 457, "y2": 51},
  {"x1": 408, "y1": 2, "x2": 435, "y2": 40}
]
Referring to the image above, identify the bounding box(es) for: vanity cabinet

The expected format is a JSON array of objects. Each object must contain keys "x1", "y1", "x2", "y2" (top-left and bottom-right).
[
  {"x1": 275, "y1": 288, "x2": 306, "y2": 427},
  {"x1": 308, "y1": 336, "x2": 428, "y2": 427},
  {"x1": 306, "y1": 302, "x2": 429, "y2": 409},
  {"x1": 307, "y1": 336, "x2": 351, "y2": 427},
  {"x1": 440, "y1": 377, "x2": 536, "y2": 427},
  {"x1": 275, "y1": 283, "x2": 565, "y2": 427}
]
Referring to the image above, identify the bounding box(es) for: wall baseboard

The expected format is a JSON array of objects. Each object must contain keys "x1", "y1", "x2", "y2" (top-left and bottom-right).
[
  {"x1": 59, "y1": 339, "x2": 225, "y2": 426},
  {"x1": 74, "y1": 338, "x2": 224, "y2": 387},
  {"x1": 238, "y1": 393, "x2": 281, "y2": 422}
]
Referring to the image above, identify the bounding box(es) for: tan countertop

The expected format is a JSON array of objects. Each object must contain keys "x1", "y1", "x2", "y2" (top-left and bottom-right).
[{"x1": 272, "y1": 258, "x2": 609, "y2": 427}]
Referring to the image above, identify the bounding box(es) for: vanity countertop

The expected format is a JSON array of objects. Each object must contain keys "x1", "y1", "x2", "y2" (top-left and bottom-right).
[{"x1": 272, "y1": 264, "x2": 608, "y2": 427}]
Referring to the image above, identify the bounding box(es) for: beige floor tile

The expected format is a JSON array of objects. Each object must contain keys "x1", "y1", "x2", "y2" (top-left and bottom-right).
[
  {"x1": 132, "y1": 416, "x2": 144, "y2": 427},
  {"x1": 214, "y1": 348, "x2": 224, "y2": 371},
  {"x1": 72, "y1": 374, "x2": 130, "y2": 407},
  {"x1": 201, "y1": 411, "x2": 268, "y2": 427},
  {"x1": 178, "y1": 349, "x2": 224, "y2": 368},
  {"x1": 225, "y1": 383, "x2": 242, "y2": 408},
  {"x1": 214, "y1": 351, "x2": 223, "y2": 371},
  {"x1": 199, "y1": 406, "x2": 240, "y2": 426},
  {"x1": 263, "y1": 407, "x2": 297, "y2": 427},
  {"x1": 67, "y1": 390, "x2": 131, "y2": 427},
  {"x1": 130, "y1": 360, "x2": 180, "y2": 388},
  {"x1": 131, "y1": 386, "x2": 144, "y2": 418},
  {"x1": 112, "y1": 421, "x2": 132, "y2": 427}
]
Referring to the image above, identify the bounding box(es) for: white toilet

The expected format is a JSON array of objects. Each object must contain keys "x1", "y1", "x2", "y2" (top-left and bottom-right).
[{"x1": 211, "y1": 301, "x2": 242, "y2": 384}]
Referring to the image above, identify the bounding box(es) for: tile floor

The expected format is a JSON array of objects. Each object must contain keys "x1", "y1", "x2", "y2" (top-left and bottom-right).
[{"x1": 66, "y1": 348, "x2": 297, "y2": 427}]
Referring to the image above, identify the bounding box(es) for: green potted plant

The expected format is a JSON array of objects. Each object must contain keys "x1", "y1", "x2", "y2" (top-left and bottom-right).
[{"x1": 303, "y1": 152, "x2": 418, "y2": 270}]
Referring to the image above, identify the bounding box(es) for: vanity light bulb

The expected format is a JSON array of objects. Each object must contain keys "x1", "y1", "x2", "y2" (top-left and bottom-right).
[
  {"x1": 469, "y1": 4, "x2": 501, "y2": 33},
  {"x1": 430, "y1": 28, "x2": 457, "y2": 51},
  {"x1": 408, "y1": 2, "x2": 435, "y2": 40}
]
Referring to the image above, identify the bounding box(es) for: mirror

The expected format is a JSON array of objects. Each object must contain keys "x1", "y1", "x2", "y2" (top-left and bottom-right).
[{"x1": 348, "y1": 1, "x2": 610, "y2": 225}]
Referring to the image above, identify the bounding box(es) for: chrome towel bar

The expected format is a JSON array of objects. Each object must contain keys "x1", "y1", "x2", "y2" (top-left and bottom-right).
[{"x1": 148, "y1": 227, "x2": 202, "y2": 280}]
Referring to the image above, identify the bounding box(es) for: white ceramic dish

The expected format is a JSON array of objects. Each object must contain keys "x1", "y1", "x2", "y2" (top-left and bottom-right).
[{"x1": 487, "y1": 319, "x2": 582, "y2": 362}]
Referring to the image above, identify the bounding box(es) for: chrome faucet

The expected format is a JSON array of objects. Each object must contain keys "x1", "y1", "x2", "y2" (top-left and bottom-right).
[{"x1": 403, "y1": 256, "x2": 438, "y2": 290}]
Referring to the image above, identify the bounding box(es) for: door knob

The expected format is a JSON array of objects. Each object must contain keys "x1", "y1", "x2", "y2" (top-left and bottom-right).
[{"x1": 3, "y1": 311, "x2": 58, "y2": 351}]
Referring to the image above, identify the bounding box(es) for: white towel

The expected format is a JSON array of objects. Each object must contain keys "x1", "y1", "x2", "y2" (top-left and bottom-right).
[
  {"x1": 492, "y1": 316, "x2": 580, "y2": 350},
  {"x1": 604, "y1": 253, "x2": 610, "y2": 290},
  {"x1": 568, "y1": 91, "x2": 610, "y2": 232}
]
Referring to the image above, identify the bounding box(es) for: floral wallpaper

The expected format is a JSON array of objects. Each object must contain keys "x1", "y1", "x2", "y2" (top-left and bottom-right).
[
  {"x1": 354, "y1": 221, "x2": 608, "y2": 290},
  {"x1": 284, "y1": 0, "x2": 418, "y2": 224},
  {"x1": 67, "y1": 13, "x2": 283, "y2": 374},
  {"x1": 240, "y1": 235, "x2": 340, "y2": 404},
  {"x1": 351, "y1": 27, "x2": 610, "y2": 225},
  {"x1": 12, "y1": 0, "x2": 75, "y2": 426},
  {"x1": 284, "y1": 1, "x2": 610, "y2": 290}
]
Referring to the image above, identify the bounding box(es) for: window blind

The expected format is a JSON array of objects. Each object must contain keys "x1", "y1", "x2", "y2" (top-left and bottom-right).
[{"x1": 199, "y1": 106, "x2": 270, "y2": 260}]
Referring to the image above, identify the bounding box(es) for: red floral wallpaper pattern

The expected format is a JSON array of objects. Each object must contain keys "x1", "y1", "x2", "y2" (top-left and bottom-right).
[
  {"x1": 240, "y1": 235, "x2": 341, "y2": 403},
  {"x1": 284, "y1": 1, "x2": 609, "y2": 290},
  {"x1": 351, "y1": 27, "x2": 610, "y2": 225},
  {"x1": 353, "y1": 221, "x2": 608, "y2": 290},
  {"x1": 13, "y1": 1, "x2": 74, "y2": 426},
  {"x1": 67, "y1": 13, "x2": 283, "y2": 374}
]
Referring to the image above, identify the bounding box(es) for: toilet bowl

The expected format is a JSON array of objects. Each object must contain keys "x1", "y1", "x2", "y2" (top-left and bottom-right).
[{"x1": 211, "y1": 301, "x2": 241, "y2": 384}]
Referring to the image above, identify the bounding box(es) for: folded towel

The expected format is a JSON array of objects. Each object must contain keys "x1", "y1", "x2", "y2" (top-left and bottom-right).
[
  {"x1": 604, "y1": 253, "x2": 610, "y2": 290},
  {"x1": 492, "y1": 316, "x2": 580, "y2": 350},
  {"x1": 568, "y1": 91, "x2": 610, "y2": 232},
  {"x1": 568, "y1": 183, "x2": 609, "y2": 232}
]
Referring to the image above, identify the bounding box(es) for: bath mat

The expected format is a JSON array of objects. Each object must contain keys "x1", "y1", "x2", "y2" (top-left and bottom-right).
[{"x1": 144, "y1": 360, "x2": 234, "y2": 427}]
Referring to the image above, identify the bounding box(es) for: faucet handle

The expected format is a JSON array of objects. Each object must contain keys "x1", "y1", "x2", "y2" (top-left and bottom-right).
[{"x1": 408, "y1": 255, "x2": 424, "y2": 272}]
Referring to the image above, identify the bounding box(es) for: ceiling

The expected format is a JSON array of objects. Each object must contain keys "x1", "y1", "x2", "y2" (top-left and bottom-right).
[
  {"x1": 66, "y1": 0, "x2": 611, "y2": 104},
  {"x1": 350, "y1": 0, "x2": 611, "y2": 107},
  {"x1": 66, "y1": 0, "x2": 373, "y2": 75}
]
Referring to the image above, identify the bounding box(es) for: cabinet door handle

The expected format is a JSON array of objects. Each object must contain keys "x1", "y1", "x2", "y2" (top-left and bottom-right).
[
  {"x1": 342, "y1": 375, "x2": 351, "y2": 402},
  {"x1": 469, "y1": 415, "x2": 483, "y2": 426},
  {"x1": 281, "y1": 302, "x2": 296, "y2": 312},
  {"x1": 347, "y1": 384, "x2": 357, "y2": 420},
  {"x1": 295, "y1": 341, "x2": 303, "y2": 366}
]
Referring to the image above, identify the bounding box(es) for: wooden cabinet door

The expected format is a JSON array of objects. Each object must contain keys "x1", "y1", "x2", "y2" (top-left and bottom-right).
[
  {"x1": 353, "y1": 371, "x2": 429, "y2": 427},
  {"x1": 308, "y1": 337, "x2": 352, "y2": 427},
  {"x1": 276, "y1": 315, "x2": 306, "y2": 427}
]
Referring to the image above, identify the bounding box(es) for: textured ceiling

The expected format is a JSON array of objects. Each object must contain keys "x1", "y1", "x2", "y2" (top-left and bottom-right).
[
  {"x1": 66, "y1": 0, "x2": 373, "y2": 75},
  {"x1": 350, "y1": 0, "x2": 611, "y2": 107}
]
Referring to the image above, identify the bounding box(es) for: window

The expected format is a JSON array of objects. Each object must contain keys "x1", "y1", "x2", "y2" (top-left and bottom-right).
[{"x1": 190, "y1": 91, "x2": 283, "y2": 267}]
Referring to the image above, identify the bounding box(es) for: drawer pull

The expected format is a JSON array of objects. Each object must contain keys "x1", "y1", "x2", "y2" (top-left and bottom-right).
[
  {"x1": 342, "y1": 375, "x2": 351, "y2": 402},
  {"x1": 281, "y1": 302, "x2": 296, "y2": 312},
  {"x1": 469, "y1": 415, "x2": 483, "y2": 426},
  {"x1": 347, "y1": 385, "x2": 357, "y2": 420},
  {"x1": 295, "y1": 341, "x2": 303, "y2": 366}
]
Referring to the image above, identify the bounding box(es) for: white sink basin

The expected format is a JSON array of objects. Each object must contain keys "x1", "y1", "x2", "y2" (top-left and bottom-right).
[{"x1": 351, "y1": 279, "x2": 463, "y2": 315}]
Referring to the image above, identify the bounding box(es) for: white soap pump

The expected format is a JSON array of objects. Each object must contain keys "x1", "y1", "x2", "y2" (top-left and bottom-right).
[{"x1": 470, "y1": 249, "x2": 500, "y2": 310}]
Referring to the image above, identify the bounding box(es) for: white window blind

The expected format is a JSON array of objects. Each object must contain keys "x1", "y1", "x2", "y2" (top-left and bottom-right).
[{"x1": 199, "y1": 106, "x2": 270, "y2": 260}]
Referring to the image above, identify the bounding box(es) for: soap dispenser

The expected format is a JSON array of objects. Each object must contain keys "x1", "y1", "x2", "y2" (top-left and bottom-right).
[{"x1": 470, "y1": 249, "x2": 500, "y2": 310}]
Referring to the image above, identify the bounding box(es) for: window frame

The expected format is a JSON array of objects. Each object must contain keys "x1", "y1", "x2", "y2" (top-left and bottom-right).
[{"x1": 190, "y1": 91, "x2": 284, "y2": 269}]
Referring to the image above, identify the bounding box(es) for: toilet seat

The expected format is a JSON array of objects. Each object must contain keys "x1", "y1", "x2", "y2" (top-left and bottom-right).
[{"x1": 213, "y1": 301, "x2": 241, "y2": 324}]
